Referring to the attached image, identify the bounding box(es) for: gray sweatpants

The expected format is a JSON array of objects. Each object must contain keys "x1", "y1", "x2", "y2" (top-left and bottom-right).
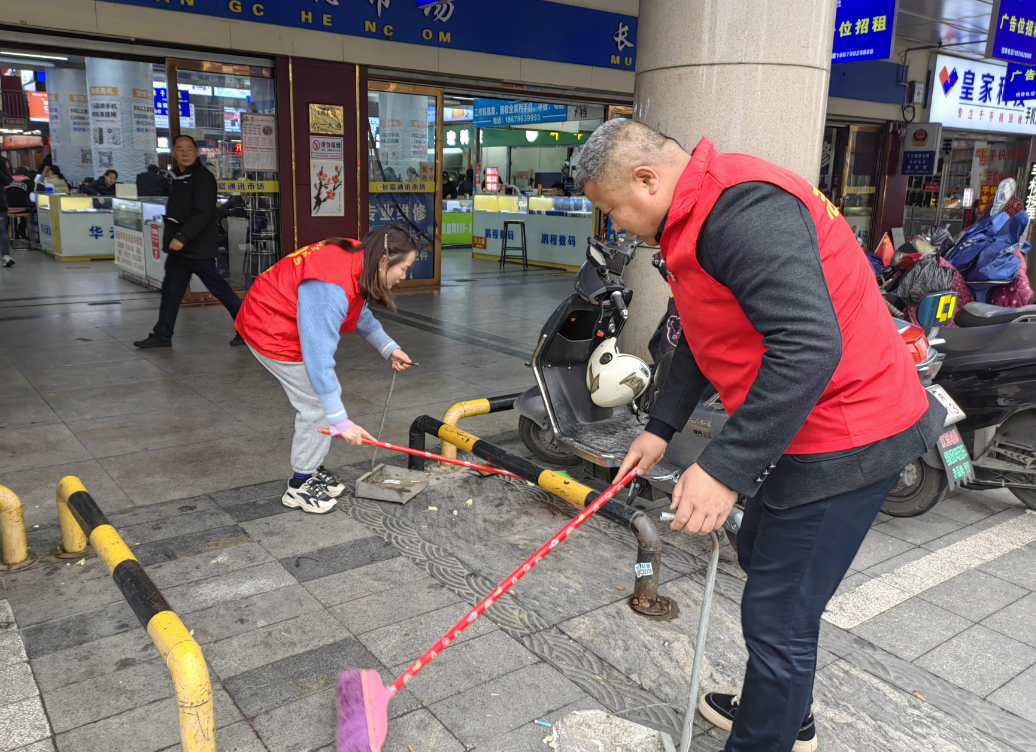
[{"x1": 250, "y1": 345, "x2": 340, "y2": 475}]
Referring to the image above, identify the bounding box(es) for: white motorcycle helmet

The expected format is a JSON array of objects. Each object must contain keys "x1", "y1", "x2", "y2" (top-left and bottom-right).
[{"x1": 586, "y1": 338, "x2": 651, "y2": 408}]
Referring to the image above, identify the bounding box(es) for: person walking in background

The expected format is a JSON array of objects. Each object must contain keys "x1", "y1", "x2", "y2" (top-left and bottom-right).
[
  {"x1": 235, "y1": 225, "x2": 416, "y2": 513},
  {"x1": 0, "y1": 157, "x2": 13, "y2": 267},
  {"x1": 136, "y1": 164, "x2": 169, "y2": 197},
  {"x1": 134, "y1": 135, "x2": 243, "y2": 349}
]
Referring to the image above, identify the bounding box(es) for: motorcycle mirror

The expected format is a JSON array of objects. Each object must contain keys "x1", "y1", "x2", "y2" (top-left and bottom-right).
[{"x1": 915, "y1": 291, "x2": 958, "y2": 329}]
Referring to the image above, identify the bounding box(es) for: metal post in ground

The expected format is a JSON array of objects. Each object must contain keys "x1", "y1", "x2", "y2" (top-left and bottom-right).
[{"x1": 0, "y1": 485, "x2": 37, "y2": 571}]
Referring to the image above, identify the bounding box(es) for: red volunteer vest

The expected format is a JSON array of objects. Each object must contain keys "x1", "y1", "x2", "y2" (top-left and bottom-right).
[
  {"x1": 236, "y1": 240, "x2": 366, "y2": 362},
  {"x1": 662, "y1": 138, "x2": 929, "y2": 454}
]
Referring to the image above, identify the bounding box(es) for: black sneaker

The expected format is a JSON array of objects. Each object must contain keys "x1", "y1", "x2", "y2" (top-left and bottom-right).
[
  {"x1": 697, "y1": 693, "x2": 817, "y2": 752},
  {"x1": 229, "y1": 333, "x2": 245, "y2": 347},
  {"x1": 133, "y1": 333, "x2": 171, "y2": 349},
  {"x1": 2, "y1": 256, "x2": 14, "y2": 268},
  {"x1": 282, "y1": 477, "x2": 337, "y2": 514},
  {"x1": 313, "y1": 466, "x2": 346, "y2": 497}
]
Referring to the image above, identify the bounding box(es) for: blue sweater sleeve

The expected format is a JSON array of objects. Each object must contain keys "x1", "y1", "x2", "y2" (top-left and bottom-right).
[{"x1": 297, "y1": 280, "x2": 400, "y2": 423}]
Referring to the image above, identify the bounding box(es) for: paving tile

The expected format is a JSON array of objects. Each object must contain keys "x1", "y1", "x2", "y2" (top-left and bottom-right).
[
  {"x1": 987, "y1": 663, "x2": 1036, "y2": 723},
  {"x1": 0, "y1": 393, "x2": 60, "y2": 429},
  {"x1": 0, "y1": 459, "x2": 132, "y2": 529},
  {"x1": 202, "y1": 609, "x2": 346, "y2": 680},
  {"x1": 858, "y1": 545, "x2": 935, "y2": 579},
  {"x1": 872, "y1": 512, "x2": 965, "y2": 546},
  {"x1": 249, "y1": 688, "x2": 336, "y2": 752},
  {"x1": 183, "y1": 584, "x2": 323, "y2": 646},
  {"x1": 849, "y1": 534, "x2": 924, "y2": 575},
  {"x1": 105, "y1": 496, "x2": 218, "y2": 529},
  {"x1": 0, "y1": 661, "x2": 38, "y2": 706},
  {"x1": 130, "y1": 524, "x2": 250, "y2": 568},
  {"x1": 0, "y1": 631, "x2": 27, "y2": 666},
  {"x1": 161, "y1": 562, "x2": 296, "y2": 615},
  {"x1": 381, "y1": 709, "x2": 464, "y2": 752},
  {"x1": 918, "y1": 569, "x2": 1028, "y2": 622},
  {"x1": 388, "y1": 631, "x2": 539, "y2": 706},
  {"x1": 51, "y1": 685, "x2": 241, "y2": 752},
  {"x1": 221, "y1": 496, "x2": 294, "y2": 524},
  {"x1": 303, "y1": 556, "x2": 428, "y2": 608},
  {"x1": 915, "y1": 624, "x2": 1036, "y2": 697},
  {"x1": 30, "y1": 629, "x2": 158, "y2": 692},
  {"x1": 0, "y1": 376, "x2": 35, "y2": 400},
  {"x1": 0, "y1": 694, "x2": 51, "y2": 750},
  {"x1": 41, "y1": 379, "x2": 211, "y2": 424},
  {"x1": 3, "y1": 558, "x2": 123, "y2": 627},
  {"x1": 280, "y1": 535, "x2": 401, "y2": 583},
  {"x1": 42, "y1": 658, "x2": 175, "y2": 733},
  {"x1": 159, "y1": 719, "x2": 267, "y2": 752},
  {"x1": 979, "y1": 545, "x2": 1036, "y2": 589},
  {"x1": 10, "y1": 738, "x2": 56, "y2": 752},
  {"x1": 935, "y1": 493, "x2": 1012, "y2": 525},
  {"x1": 222, "y1": 636, "x2": 381, "y2": 718},
  {"x1": 116, "y1": 507, "x2": 238, "y2": 548},
  {"x1": 356, "y1": 603, "x2": 498, "y2": 667},
  {"x1": 983, "y1": 593, "x2": 1036, "y2": 648},
  {"x1": 426, "y1": 663, "x2": 586, "y2": 746},
  {"x1": 22, "y1": 358, "x2": 171, "y2": 394},
  {"x1": 329, "y1": 578, "x2": 461, "y2": 634},
  {"x1": 240, "y1": 509, "x2": 372, "y2": 561},
  {"x1": 0, "y1": 423, "x2": 92, "y2": 473},
  {"x1": 20, "y1": 600, "x2": 139, "y2": 661},
  {"x1": 851, "y1": 599, "x2": 972, "y2": 661},
  {"x1": 208, "y1": 479, "x2": 288, "y2": 508},
  {"x1": 833, "y1": 571, "x2": 871, "y2": 599},
  {"x1": 145, "y1": 541, "x2": 273, "y2": 591}
]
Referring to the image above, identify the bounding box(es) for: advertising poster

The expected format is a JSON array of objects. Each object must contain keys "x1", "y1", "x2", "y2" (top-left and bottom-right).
[
  {"x1": 90, "y1": 99, "x2": 123, "y2": 149},
  {"x1": 241, "y1": 113, "x2": 276, "y2": 171},
  {"x1": 368, "y1": 192, "x2": 435, "y2": 278},
  {"x1": 49, "y1": 104, "x2": 63, "y2": 146},
  {"x1": 69, "y1": 101, "x2": 92, "y2": 148},
  {"x1": 132, "y1": 101, "x2": 156, "y2": 151},
  {"x1": 902, "y1": 123, "x2": 942, "y2": 175},
  {"x1": 114, "y1": 226, "x2": 146, "y2": 276},
  {"x1": 311, "y1": 159, "x2": 344, "y2": 216}
]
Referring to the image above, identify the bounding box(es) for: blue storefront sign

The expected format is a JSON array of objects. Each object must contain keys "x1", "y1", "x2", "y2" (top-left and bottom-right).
[
  {"x1": 95, "y1": 0, "x2": 637, "y2": 71},
  {"x1": 987, "y1": 0, "x2": 1036, "y2": 65},
  {"x1": 153, "y1": 87, "x2": 189, "y2": 119},
  {"x1": 902, "y1": 151, "x2": 936, "y2": 175},
  {"x1": 473, "y1": 100, "x2": 567, "y2": 128},
  {"x1": 832, "y1": 0, "x2": 897, "y2": 64},
  {"x1": 1005, "y1": 61, "x2": 1036, "y2": 101}
]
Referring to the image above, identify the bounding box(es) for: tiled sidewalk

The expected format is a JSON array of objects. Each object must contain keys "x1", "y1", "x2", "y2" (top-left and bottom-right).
[{"x1": 3, "y1": 444, "x2": 1036, "y2": 752}]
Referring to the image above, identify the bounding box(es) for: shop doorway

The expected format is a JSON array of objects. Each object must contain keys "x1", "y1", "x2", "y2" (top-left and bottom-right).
[{"x1": 367, "y1": 81, "x2": 444, "y2": 286}]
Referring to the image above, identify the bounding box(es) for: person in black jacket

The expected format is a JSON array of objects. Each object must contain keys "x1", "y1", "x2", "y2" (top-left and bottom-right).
[
  {"x1": 133, "y1": 136, "x2": 243, "y2": 348},
  {"x1": 136, "y1": 164, "x2": 169, "y2": 197},
  {"x1": 0, "y1": 157, "x2": 13, "y2": 267},
  {"x1": 81, "y1": 169, "x2": 118, "y2": 196}
]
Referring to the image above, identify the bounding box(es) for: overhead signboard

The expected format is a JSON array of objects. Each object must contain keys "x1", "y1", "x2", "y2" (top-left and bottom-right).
[
  {"x1": 901, "y1": 123, "x2": 941, "y2": 175},
  {"x1": 1005, "y1": 61, "x2": 1036, "y2": 101},
  {"x1": 926, "y1": 54, "x2": 1036, "y2": 135},
  {"x1": 986, "y1": 0, "x2": 1036, "y2": 65},
  {"x1": 27, "y1": 91, "x2": 48, "y2": 122},
  {"x1": 832, "y1": 0, "x2": 898, "y2": 63},
  {"x1": 473, "y1": 99, "x2": 567, "y2": 128}
]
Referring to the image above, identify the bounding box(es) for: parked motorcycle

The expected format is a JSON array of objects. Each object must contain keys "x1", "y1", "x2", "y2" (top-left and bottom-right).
[{"x1": 515, "y1": 237, "x2": 968, "y2": 517}]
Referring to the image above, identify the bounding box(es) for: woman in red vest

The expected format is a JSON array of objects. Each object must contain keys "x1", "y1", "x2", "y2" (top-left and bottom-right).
[{"x1": 236, "y1": 225, "x2": 416, "y2": 514}]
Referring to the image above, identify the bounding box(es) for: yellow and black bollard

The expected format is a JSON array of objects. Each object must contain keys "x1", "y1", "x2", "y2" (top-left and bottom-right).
[{"x1": 0, "y1": 485, "x2": 37, "y2": 571}]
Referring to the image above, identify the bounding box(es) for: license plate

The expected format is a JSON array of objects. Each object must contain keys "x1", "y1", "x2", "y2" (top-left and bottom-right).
[
  {"x1": 927, "y1": 384, "x2": 965, "y2": 426},
  {"x1": 935, "y1": 426, "x2": 975, "y2": 489}
]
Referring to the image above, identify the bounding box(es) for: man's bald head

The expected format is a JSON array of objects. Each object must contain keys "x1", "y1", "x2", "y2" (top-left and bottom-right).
[
  {"x1": 577, "y1": 120, "x2": 691, "y2": 241},
  {"x1": 575, "y1": 119, "x2": 685, "y2": 193}
]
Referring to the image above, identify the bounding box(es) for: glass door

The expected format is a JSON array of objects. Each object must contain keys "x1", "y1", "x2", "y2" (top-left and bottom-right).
[
  {"x1": 367, "y1": 81, "x2": 443, "y2": 286},
  {"x1": 840, "y1": 125, "x2": 882, "y2": 251},
  {"x1": 165, "y1": 58, "x2": 279, "y2": 293}
]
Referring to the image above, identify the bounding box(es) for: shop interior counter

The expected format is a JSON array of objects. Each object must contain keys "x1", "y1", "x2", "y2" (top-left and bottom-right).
[
  {"x1": 112, "y1": 198, "x2": 168, "y2": 289},
  {"x1": 37, "y1": 194, "x2": 115, "y2": 261},
  {"x1": 472, "y1": 194, "x2": 592, "y2": 269}
]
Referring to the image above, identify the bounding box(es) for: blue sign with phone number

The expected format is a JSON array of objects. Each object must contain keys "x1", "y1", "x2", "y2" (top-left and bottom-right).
[
  {"x1": 95, "y1": 0, "x2": 637, "y2": 71},
  {"x1": 832, "y1": 0, "x2": 897, "y2": 63},
  {"x1": 987, "y1": 0, "x2": 1036, "y2": 65}
]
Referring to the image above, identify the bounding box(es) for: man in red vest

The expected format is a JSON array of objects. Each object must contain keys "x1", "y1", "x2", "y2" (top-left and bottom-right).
[{"x1": 578, "y1": 120, "x2": 945, "y2": 752}]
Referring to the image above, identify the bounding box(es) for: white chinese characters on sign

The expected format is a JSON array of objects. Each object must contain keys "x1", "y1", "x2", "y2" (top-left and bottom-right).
[
  {"x1": 369, "y1": 0, "x2": 388, "y2": 17},
  {"x1": 423, "y1": 1, "x2": 453, "y2": 22},
  {"x1": 613, "y1": 22, "x2": 634, "y2": 51}
]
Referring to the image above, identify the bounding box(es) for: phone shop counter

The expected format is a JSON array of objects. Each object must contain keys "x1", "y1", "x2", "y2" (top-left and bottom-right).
[
  {"x1": 472, "y1": 194, "x2": 592, "y2": 270},
  {"x1": 37, "y1": 194, "x2": 115, "y2": 261}
]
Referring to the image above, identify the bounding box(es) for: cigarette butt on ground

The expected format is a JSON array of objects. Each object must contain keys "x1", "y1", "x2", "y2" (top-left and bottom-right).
[{"x1": 912, "y1": 691, "x2": 926, "y2": 702}]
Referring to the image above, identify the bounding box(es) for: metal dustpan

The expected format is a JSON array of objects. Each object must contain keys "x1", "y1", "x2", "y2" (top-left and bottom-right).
[{"x1": 355, "y1": 463, "x2": 428, "y2": 503}]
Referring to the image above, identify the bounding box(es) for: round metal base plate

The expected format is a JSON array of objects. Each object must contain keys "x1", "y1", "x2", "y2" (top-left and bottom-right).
[
  {"x1": 0, "y1": 552, "x2": 38, "y2": 572},
  {"x1": 55, "y1": 545, "x2": 92, "y2": 560},
  {"x1": 628, "y1": 593, "x2": 679, "y2": 620}
]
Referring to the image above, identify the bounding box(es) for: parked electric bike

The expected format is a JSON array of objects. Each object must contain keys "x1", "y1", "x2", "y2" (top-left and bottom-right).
[{"x1": 517, "y1": 237, "x2": 967, "y2": 518}]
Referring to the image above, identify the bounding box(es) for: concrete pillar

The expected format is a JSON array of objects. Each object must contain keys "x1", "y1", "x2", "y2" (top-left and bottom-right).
[
  {"x1": 622, "y1": 0, "x2": 836, "y2": 359},
  {"x1": 85, "y1": 59, "x2": 157, "y2": 182},
  {"x1": 46, "y1": 68, "x2": 93, "y2": 182}
]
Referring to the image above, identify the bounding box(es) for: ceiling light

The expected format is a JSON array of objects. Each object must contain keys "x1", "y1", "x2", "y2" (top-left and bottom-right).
[
  {"x1": 0, "y1": 59, "x2": 55, "y2": 68},
  {"x1": 0, "y1": 51, "x2": 68, "y2": 60},
  {"x1": 526, "y1": 131, "x2": 538, "y2": 142}
]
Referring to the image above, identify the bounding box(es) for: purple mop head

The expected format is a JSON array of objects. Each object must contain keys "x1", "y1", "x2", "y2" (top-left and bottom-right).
[{"x1": 336, "y1": 669, "x2": 389, "y2": 752}]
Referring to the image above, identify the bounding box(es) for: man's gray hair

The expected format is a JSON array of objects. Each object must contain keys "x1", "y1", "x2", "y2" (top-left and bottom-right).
[{"x1": 575, "y1": 119, "x2": 682, "y2": 191}]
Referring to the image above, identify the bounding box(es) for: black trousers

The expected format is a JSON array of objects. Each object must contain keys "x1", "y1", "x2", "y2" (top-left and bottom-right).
[
  {"x1": 153, "y1": 253, "x2": 241, "y2": 341},
  {"x1": 724, "y1": 472, "x2": 899, "y2": 752}
]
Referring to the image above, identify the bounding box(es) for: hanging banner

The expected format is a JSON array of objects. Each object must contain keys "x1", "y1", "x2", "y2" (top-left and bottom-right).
[
  {"x1": 131, "y1": 101, "x2": 156, "y2": 151},
  {"x1": 90, "y1": 97, "x2": 123, "y2": 150},
  {"x1": 69, "y1": 98, "x2": 92, "y2": 148},
  {"x1": 473, "y1": 99, "x2": 567, "y2": 127},
  {"x1": 832, "y1": 0, "x2": 897, "y2": 63},
  {"x1": 241, "y1": 113, "x2": 277, "y2": 171},
  {"x1": 987, "y1": 0, "x2": 1036, "y2": 65},
  {"x1": 311, "y1": 160, "x2": 344, "y2": 216}
]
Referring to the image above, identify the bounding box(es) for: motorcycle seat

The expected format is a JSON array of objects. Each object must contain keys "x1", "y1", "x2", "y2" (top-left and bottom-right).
[
  {"x1": 939, "y1": 323, "x2": 1036, "y2": 372},
  {"x1": 955, "y1": 302, "x2": 1036, "y2": 327}
]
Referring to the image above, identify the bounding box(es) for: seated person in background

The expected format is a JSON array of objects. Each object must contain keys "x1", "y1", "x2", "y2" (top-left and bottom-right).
[
  {"x1": 442, "y1": 172, "x2": 457, "y2": 200},
  {"x1": 456, "y1": 168, "x2": 474, "y2": 196},
  {"x1": 136, "y1": 164, "x2": 170, "y2": 197},
  {"x1": 551, "y1": 180, "x2": 570, "y2": 196},
  {"x1": 82, "y1": 170, "x2": 118, "y2": 196}
]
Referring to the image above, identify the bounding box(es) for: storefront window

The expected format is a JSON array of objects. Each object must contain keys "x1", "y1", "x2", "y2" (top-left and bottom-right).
[
  {"x1": 367, "y1": 86, "x2": 441, "y2": 281},
  {"x1": 842, "y1": 126, "x2": 882, "y2": 249}
]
